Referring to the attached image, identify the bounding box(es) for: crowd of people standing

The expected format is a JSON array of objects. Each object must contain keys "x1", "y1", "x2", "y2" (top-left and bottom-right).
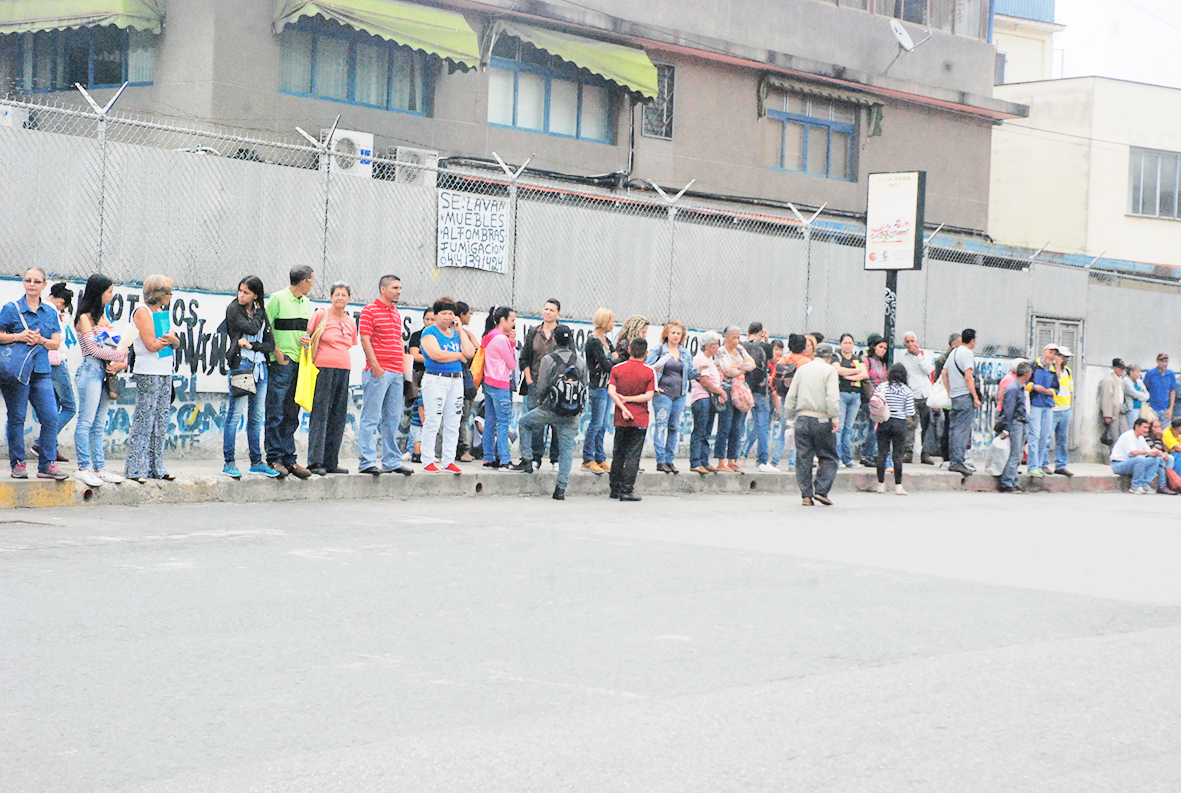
[{"x1": 5, "y1": 265, "x2": 1177, "y2": 501}]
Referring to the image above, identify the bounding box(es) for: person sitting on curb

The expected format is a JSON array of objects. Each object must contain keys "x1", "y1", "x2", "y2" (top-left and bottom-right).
[
  {"x1": 509, "y1": 324, "x2": 588, "y2": 501},
  {"x1": 783, "y1": 342, "x2": 841, "y2": 507},
  {"x1": 996, "y1": 361, "x2": 1032, "y2": 493},
  {"x1": 1110, "y1": 418, "x2": 1166, "y2": 495}
]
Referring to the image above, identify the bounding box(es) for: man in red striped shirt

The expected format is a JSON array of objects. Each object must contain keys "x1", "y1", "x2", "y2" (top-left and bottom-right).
[{"x1": 358, "y1": 275, "x2": 413, "y2": 475}]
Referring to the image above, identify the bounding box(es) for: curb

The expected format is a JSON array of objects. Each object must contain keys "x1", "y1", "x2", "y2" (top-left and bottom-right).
[{"x1": 0, "y1": 467, "x2": 1130, "y2": 509}]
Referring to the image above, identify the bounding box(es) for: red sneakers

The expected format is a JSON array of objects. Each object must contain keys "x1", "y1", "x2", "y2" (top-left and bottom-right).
[
  {"x1": 422, "y1": 462, "x2": 440, "y2": 473},
  {"x1": 443, "y1": 463, "x2": 463, "y2": 474}
]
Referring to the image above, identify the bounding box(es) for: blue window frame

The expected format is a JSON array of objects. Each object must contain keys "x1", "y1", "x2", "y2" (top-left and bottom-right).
[
  {"x1": 278, "y1": 22, "x2": 430, "y2": 116},
  {"x1": 16, "y1": 27, "x2": 155, "y2": 92},
  {"x1": 766, "y1": 91, "x2": 856, "y2": 181},
  {"x1": 486, "y1": 36, "x2": 612, "y2": 144}
]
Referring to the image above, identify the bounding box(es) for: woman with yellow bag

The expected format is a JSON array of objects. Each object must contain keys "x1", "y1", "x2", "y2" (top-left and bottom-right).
[{"x1": 305, "y1": 282, "x2": 357, "y2": 476}]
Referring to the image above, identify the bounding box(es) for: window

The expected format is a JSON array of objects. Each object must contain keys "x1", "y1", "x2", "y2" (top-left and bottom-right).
[
  {"x1": 642, "y1": 64, "x2": 674, "y2": 140},
  {"x1": 279, "y1": 23, "x2": 428, "y2": 115},
  {"x1": 766, "y1": 91, "x2": 856, "y2": 181},
  {"x1": 1032, "y1": 317, "x2": 1082, "y2": 361},
  {"x1": 487, "y1": 36, "x2": 613, "y2": 143},
  {"x1": 17, "y1": 27, "x2": 154, "y2": 91},
  {"x1": 1129, "y1": 147, "x2": 1181, "y2": 219}
]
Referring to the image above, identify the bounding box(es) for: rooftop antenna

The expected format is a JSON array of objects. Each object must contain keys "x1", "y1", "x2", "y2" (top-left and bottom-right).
[{"x1": 885, "y1": 19, "x2": 933, "y2": 74}]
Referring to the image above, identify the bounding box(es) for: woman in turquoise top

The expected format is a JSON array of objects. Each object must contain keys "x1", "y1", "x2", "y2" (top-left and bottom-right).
[{"x1": 418, "y1": 297, "x2": 474, "y2": 472}]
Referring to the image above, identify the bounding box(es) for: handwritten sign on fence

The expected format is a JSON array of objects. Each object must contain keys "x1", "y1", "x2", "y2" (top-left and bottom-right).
[{"x1": 437, "y1": 190, "x2": 510, "y2": 274}]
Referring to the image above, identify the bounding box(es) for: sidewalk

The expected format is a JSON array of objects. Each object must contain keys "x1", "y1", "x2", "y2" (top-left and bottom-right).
[{"x1": 0, "y1": 459, "x2": 1130, "y2": 509}]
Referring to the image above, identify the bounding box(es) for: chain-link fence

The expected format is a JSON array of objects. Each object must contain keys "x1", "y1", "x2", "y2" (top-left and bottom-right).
[{"x1": 2, "y1": 91, "x2": 1179, "y2": 370}]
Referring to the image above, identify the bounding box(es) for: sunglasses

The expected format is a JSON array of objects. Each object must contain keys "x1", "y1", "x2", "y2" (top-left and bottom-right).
[{"x1": 22, "y1": 278, "x2": 44, "y2": 285}]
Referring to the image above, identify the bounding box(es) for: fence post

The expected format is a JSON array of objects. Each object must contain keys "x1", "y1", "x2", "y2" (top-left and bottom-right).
[
  {"x1": 297, "y1": 115, "x2": 339, "y2": 277},
  {"x1": 648, "y1": 179, "x2": 694, "y2": 322},
  {"x1": 788, "y1": 203, "x2": 826, "y2": 330},
  {"x1": 75, "y1": 82, "x2": 128, "y2": 273},
  {"x1": 492, "y1": 153, "x2": 532, "y2": 307}
]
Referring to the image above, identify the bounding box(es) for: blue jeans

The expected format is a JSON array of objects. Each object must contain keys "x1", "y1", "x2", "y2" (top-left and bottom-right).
[
  {"x1": 738, "y1": 392, "x2": 771, "y2": 464},
  {"x1": 52, "y1": 362, "x2": 76, "y2": 434},
  {"x1": 358, "y1": 370, "x2": 405, "y2": 471},
  {"x1": 651, "y1": 392, "x2": 685, "y2": 464},
  {"x1": 1027, "y1": 406, "x2": 1054, "y2": 470},
  {"x1": 689, "y1": 398, "x2": 715, "y2": 468},
  {"x1": 482, "y1": 384, "x2": 513, "y2": 465},
  {"x1": 223, "y1": 376, "x2": 268, "y2": 466},
  {"x1": 837, "y1": 391, "x2": 860, "y2": 464},
  {"x1": 1113, "y1": 456, "x2": 1164, "y2": 489},
  {"x1": 73, "y1": 357, "x2": 109, "y2": 471},
  {"x1": 264, "y1": 360, "x2": 300, "y2": 467},
  {"x1": 713, "y1": 387, "x2": 746, "y2": 460},
  {"x1": 1000, "y1": 421, "x2": 1025, "y2": 488},
  {"x1": 948, "y1": 394, "x2": 975, "y2": 466},
  {"x1": 859, "y1": 405, "x2": 878, "y2": 461},
  {"x1": 582, "y1": 386, "x2": 611, "y2": 463},
  {"x1": 518, "y1": 408, "x2": 578, "y2": 488},
  {"x1": 1052, "y1": 409, "x2": 1071, "y2": 469},
  {"x1": 1, "y1": 371, "x2": 57, "y2": 471}
]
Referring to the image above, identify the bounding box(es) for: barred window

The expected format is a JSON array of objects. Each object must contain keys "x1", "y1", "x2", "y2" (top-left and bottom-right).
[
  {"x1": 1129, "y1": 147, "x2": 1181, "y2": 219},
  {"x1": 641, "y1": 64, "x2": 674, "y2": 140}
]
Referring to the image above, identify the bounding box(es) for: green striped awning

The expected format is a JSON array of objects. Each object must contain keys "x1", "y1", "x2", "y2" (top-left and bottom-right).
[
  {"x1": 0, "y1": 0, "x2": 165, "y2": 35},
  {"x1": 758, "y1": 74, "x2": 886, "y2": 136},
  {"x1": 494, "y1": 20, "x2": 658, "y2": 101},
  {"x1": 273, "y1": 0, "x2": 480, "y2": 70}
]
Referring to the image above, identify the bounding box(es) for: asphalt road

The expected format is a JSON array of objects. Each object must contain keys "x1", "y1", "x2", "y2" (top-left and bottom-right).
[{"x1": 3, "y1": 491, "x2": 1181, "y2": 792}]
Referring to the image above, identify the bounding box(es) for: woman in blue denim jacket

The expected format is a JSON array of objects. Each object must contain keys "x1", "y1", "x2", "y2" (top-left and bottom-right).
[{"x1": 645, "y1": 320, "x2": 697, "y2": 474}]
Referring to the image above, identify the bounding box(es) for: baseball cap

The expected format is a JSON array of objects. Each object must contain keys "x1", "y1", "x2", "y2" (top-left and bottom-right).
[
  {"x1": 1056, "y1": 346, "x2": 1072, "y2": 357},
  {"x1": 815, "y1": 342, "x2": 836, "y2": 360},
  {"x1": 1043, "y1": 342, "x2": 1059, "y2": 351},
  {"x1": 1158, "y1": 353, "x2": 1170, "y2": 361},
  {"x1": 553, "y1": 324, "x2": 572, "y2": 346}
]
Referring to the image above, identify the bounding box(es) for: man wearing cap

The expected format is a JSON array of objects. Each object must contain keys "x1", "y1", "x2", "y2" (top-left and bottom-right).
[
  {"x1": 1026, "y1": 343, "x2": 1060, "y2": 477},
  {"x1": 1100, "y1": 359, "x2": 1127, "y2": 441},
  {"x1": 782, "y1": 342, "x2": 841, "y2": 506},
  {"x1": 509, "y1": 324, "x2": 588, "y2": 500},
  {"x1": 1144, "y1": 353, "x2": 1177, "y2": 423},
  {"x1": 1050, "y1": 345, "x2": 1075, "y2": 477}
]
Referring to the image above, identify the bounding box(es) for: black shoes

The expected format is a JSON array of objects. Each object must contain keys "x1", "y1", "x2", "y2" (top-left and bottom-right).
[
  {"x1": 610, "y1": 490, "x2": 620, "y2": 500},
  {"x1": 948, "y1": 463, "x2": 973, "y2": 476},
  {"x1": 309, "y1": 467, "x2": 328, "y2": 476},
  {"x1": 998, "y1": 484, "x2": 1025, "y2": 493},
  {"x1": 382, "y1": 466, "x2": 413, "y2": 476},
  {"x1": 508, "y1": 460, "x2": 534, "y2": 473},
  {"x1": 656, "y1": 462, "x2": 680, "y2": 474},
  {"x1": 619, "y1": 492, "x2": 642, "y2": 502},
  {"x1": 552, "y1": 486, "x2": 565, "y2": 500},
  {"x1": 1053, "y1": 468, "x2": 1074, "y2": 478},
  {"x1": 813, "y1": 493, "x2": 833, "y2": 506},
  {"x1": 327, "y1": 467, "x2": 349, "y2": 475}
]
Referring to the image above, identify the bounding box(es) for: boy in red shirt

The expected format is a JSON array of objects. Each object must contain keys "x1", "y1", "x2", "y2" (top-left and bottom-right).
[{"x1": 608, "y1": 337, "x2": 657, "y2": 501}]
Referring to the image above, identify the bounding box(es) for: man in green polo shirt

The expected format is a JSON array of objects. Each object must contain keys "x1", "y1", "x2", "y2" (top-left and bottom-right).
[{"x1": 265, "y1": 264, "x2": 315, "y2": 479}]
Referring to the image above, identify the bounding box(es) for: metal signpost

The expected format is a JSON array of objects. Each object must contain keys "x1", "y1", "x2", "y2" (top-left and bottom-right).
[{"x1": 864, "y1": 171, "x2": 926, "y2": 364}]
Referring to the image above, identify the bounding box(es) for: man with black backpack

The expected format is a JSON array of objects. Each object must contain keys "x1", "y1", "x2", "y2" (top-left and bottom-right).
[
  {"x1": 739, "y1": 322, "x2": 778, "y2": 472},
  {"x1": 509, "y1": 324, "x2": 588, "y2": 500}
]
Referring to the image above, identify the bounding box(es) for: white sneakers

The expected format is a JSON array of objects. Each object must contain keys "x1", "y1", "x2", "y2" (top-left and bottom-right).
[
  {"x1": 75, "y1": 469, "x2": 104, "y2": 487},
  {"x1": 758, "y1": 463, "x2": 780, "y2": 473},
  {"x1": 875, "y1": 482, "x2": 887, "y2": 494},
  {"x1": 896, "y1": 484, "x2": 908, "y2": 496},
  {"x1": 75, "y1": 469, "x2": 125, "y2": 486}
]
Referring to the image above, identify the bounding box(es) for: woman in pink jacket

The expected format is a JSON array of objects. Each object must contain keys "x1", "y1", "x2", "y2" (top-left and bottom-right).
[{"x1": 481, "y1": 306, "x2": 518, "y2": 468}]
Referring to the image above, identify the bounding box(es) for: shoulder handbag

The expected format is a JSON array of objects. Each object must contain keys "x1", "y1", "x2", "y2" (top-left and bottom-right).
[
  {"x1": 731, "y1": 377, "x2": 754, "y2": 413},
  {"x1": 0, "y1": 302, "x2": 37, "y2": 387}
]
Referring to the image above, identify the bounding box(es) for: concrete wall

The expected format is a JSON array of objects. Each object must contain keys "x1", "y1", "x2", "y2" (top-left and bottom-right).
[{"x1": 993, "y1": 15, "x2": 1060, "y2": 84}]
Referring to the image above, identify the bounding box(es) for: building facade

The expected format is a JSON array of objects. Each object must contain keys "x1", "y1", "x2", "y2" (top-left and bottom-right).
[
  {"x1": 992, "y1": 0, "x2": 1061, "y2": 84},
  {"x1": 0, "y1": 0, "x2": 1024, "y2": 233}
]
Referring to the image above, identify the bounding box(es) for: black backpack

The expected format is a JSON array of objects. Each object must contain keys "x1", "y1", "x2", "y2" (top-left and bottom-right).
[
  {"x1": 744, "y1": 343, "x2": 767, "y2": 389},
  {"x1": 772, "y1": 360, "x2": 798, "y2": 397},
  {"x1": 547, "y1": 352, "x2": 587, "y2": 416}
]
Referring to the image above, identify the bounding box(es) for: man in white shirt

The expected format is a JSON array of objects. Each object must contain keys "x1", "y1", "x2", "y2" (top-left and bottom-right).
[
  {"x1": 1111, "y1": 417, "x2": 1166, "y2": 494},
  {"x1": 899, "y1": 331, "x2": 935, "y2": 465},
  {"x1": 941, "y1": 328, "x2": 980, "y2": 476}
]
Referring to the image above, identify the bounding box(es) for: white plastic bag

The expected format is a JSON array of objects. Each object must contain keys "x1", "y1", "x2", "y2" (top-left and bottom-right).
[
  {"x1": 985, "y1": 434, "x2": 1010, "y2": 477},
  {"x1": 928, "y1": 379, "x2": 951, "y2": 410}
]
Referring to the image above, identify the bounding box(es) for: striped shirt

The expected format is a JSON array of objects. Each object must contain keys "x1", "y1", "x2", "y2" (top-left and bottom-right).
[
  {"x1": 358, "y1": 299, "x2": 403, "y2": 372},
  {"x1": 875, "y1": 381, "x2": 915, "y2": 419}
]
